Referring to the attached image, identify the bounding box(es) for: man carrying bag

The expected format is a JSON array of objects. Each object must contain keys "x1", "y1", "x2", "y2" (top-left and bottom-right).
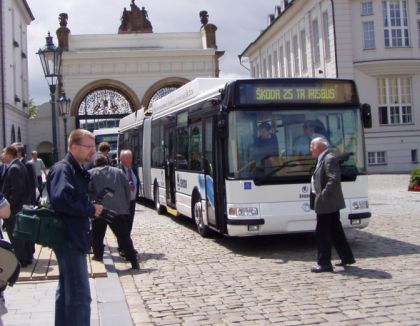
[{"x1": 47, "y1": 129, "x2": 103, "y2": 326}]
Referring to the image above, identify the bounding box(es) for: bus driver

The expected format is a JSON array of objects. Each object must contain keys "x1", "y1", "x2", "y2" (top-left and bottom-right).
[{"x1": 250, "y1": 122, "x2": 279, "y2": 166}]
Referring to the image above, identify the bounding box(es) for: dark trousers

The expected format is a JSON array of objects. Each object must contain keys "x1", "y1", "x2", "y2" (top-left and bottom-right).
[
  {"x1": 126, "y1": 200, "x2": 136, "y2": 234},
  {"x1": 3, "y1": 215, "x2": 33, "y2": 266},
  {"x1": 91, "y1": 215, "x2": 137, "y2": 262},
  {"x1": 315, "y1": 211, "x2": 354, "y2": 267}
]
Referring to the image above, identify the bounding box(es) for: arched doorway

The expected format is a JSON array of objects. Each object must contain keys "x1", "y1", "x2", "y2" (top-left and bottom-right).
[
  {"x1": 142, "y1": 77, "x2": 190, "y2": 109},
  {"x1": 76, "y1": 88, "x2": 133, "y2": 131}
]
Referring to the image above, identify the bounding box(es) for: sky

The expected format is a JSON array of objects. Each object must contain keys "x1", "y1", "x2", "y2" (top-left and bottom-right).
[{"x1": 26, "y1": 0, "x2": 279, "y2": 104}]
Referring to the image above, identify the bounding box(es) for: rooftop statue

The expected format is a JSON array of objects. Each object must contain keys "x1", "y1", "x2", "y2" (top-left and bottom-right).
[{"x1": 118, "y1": 0, "x2": 153, "y2": 33}]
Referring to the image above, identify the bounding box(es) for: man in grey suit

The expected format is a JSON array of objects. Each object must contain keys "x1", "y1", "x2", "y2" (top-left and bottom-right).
[
  {"x1": 89, "y1": 154, "x2": 139, "y2": 270},
  {"x1": 309, "y1": 137, "x2": 355, "y2": 273}
]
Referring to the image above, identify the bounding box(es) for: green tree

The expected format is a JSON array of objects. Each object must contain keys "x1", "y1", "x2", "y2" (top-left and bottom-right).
[{"x1": 28, "y1": 98, "x2": 38, "y2": 119}]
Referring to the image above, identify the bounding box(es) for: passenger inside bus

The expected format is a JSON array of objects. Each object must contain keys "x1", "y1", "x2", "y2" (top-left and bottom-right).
[
  {"x1": 293, "y1": 119, "x2": 325, "y2": 156},
  {"x1": 250, "y1": 122, "x2": 279, "y2": 166}
]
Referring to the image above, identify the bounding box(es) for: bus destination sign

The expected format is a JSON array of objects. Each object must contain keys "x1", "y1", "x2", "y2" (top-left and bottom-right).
[{"x1": 238, "y1": 80, "x2": 357, "y2": 105}]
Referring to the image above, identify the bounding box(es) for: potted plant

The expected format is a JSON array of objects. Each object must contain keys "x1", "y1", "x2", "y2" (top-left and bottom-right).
[{"x1": 408, "y1": 168, "x2": 420, "y2": 191}]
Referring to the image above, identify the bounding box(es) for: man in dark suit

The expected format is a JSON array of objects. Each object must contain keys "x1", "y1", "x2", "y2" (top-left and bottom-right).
[
  {"x1": 118, "y1": 149, "x2": 139, "y2": 257},
  {"x1": 118, "y1": 149, "x2": 139, "y2": 234},
  {"x1": 309, "y1": 137, "x2": 355, "y2": 273},
  {"x1": 12, "y1": 143, "x2": 37, "y2": 205},
  {"x1": 1, "y1": 145, "x2": 33, "y2": 267}
]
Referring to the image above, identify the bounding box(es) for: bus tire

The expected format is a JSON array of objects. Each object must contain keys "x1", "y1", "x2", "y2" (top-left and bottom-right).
[
  {"x1": 192, "y1": 195, "x2": 210, "y2": 237},
  {"x1": 154, "y1": 183, "x2": 165, "y2": 215}
]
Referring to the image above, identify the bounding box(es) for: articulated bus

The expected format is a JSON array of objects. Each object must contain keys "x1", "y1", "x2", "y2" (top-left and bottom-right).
[{"x1": 119, "y1": 78, "x2": 372, "y2": 237}]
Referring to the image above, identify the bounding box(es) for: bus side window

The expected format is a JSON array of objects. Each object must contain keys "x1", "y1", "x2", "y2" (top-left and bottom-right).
[
  {"x1": 190, "y1": 124, "x2": 202, "y2": 171},
  {"x1": 176, "y1": 127, "x2": 189, "y2": 169}
]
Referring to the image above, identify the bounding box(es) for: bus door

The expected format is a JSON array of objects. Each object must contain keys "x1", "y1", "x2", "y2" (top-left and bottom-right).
[
  {"x1": 164, "y1": 125, "x2": 176, "y2": 207},
  {"x1": 203, "y1": 117, "x2": 217, "y2": 227}
]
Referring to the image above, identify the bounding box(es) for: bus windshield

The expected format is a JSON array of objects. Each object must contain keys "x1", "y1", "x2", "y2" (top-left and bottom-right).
[{"x1": 227, "y1": 108, "x2": 366, "y2": 182}]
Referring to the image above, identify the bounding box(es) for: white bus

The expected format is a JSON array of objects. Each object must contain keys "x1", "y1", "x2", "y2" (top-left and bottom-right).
[
  {"x1": 93, "y1": 127, "x2": 119, "y2": 158},
  {"x1": 119, "y1": 78, "x2": 372, "y2": 237}
]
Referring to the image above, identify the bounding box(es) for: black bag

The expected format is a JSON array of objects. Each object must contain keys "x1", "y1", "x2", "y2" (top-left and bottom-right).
[
  {"x1": 0, "y1": 239, "x2": 20, "y2": 291},
  {"x1": 13, "y1": 205, "x2": 66, "y2": 249}
]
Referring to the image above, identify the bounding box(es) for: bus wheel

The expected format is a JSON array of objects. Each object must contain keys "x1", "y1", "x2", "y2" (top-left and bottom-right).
[
  {"x1": 193, "y1": 196, "x2": 210, "y2": 237},
  {"x1": 154, "y1": 183, "x2": 165, "y2": 215}
]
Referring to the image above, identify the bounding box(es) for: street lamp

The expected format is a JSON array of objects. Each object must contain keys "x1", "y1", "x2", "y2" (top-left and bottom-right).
[
  {"x1": 37, "y1": 32, "x2": 63, "y2": 163},
  {"x1": 58, "y1": 92, "x2": 71, "y2": 153}
]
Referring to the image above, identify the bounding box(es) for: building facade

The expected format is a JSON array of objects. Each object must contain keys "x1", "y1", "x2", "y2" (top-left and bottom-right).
[
  {"x1": 242, "y1": 0, "x2": 420, "y2": 173},
  {"x1": 0, "y1": 0, "x2": 33, "y2": 148},
  {"x1": 29, "y1": 3, "x2": 223, "y2": 161}
]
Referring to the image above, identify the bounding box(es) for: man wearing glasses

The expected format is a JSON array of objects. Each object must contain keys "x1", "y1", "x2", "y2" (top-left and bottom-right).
[{"x1": 47, "y1": 129, "x2": 103, "y2": 326}]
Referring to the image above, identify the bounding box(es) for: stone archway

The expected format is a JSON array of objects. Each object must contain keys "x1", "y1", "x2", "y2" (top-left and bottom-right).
[
  {"x1": 71, "y1": 79, "x2": 141, "y2": 117},
  {"x1": 142, "y1": 77, "x2": 190, "y2": 109},
  {"x1": 71, "y1": 79, "x2": 141, "y2": 130}
]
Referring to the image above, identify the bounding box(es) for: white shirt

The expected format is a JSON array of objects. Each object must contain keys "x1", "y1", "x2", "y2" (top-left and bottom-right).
[{"x1": 311, "y1": 149, "x2": 329, "y2": 195}]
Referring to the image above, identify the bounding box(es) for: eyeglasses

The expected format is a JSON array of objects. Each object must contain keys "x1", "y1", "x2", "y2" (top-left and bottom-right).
[
  {"x1": 77, "y1": 144, "x2": 96, "y2": 149},
  {"x1": 303, "y1": 125, "x2": 313, "y2": 129}
]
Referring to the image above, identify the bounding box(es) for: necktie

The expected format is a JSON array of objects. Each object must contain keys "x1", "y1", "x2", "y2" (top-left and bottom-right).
[{"x1": 128, "y1": 168, "x2": 135, "y2": 192}]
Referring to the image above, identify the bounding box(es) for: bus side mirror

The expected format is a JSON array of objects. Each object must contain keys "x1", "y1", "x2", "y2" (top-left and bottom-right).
[{"x1": 361, "y1": 103, "x2": 372, "y2": 128}]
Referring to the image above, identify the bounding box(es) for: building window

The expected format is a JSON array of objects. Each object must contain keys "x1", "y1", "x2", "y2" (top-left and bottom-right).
[
  {"x1": 322, "y1": 11, "x2": 331, "y2": 61},
  {"x1": 362, "y1": 1, "x2": 374, "y2": 15},
  {"x1": 411, "y1": 149, "x2": 418, "y2": 163},
  {"x1": 312, "y1": 18, "x2": 321, "y2": 66},
  {"x1": 273, "y1": 51, "x2": 278, "y2": 76},
  {"x1": 17, "y1": 127, "x2": 21, "y2": 142},
  {"x1": 285, "y1": 40, "x2": 291, "y2": 77},
  {"x1": 11, "y1": 125, "x2": 16, "y2": 143},
  {"x1": 417, "y1": 1, "x2": 420, "y2": 13},
  {"x1": 268, "y1": 55, "x2": 272, "y2": 77},
  {"x1": 300, "y1": 29, "x2": 308, "y2": 73},
  {"x1": 279, "y1": 46, "x2": 284, "y2": 77},
  {"x1": 262, "y1": 58, "x2": 267, "y2": 77},
  {"x1": 292, "y1": 35, "x2": 300, "y2": 76},
  {"x1": 363, "y1": 21, "x2": 376, "y2": 49},
  {"x1": 418, "y1": 20, "x2": 420, "y2": 47},
  {"x1": 378, "y1": 77, "x2": 412, "y2": 125},
  {"x1": 383, "y1": 0, "x2": 409, "y2": 47},
  {"x1": 368, "y1": 151, "x2": 387, "y2": 165}
]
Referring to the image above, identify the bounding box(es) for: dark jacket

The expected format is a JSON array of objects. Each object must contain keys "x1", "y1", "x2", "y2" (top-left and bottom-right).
[
  {"x1": 22, "y1": 158, "x2": 37, "y2": 205},
  {"x1": 310, "y1": 151, "x2": 346, "y2": 214},
  {"x1": 1, "y1": 158, "x2": 31, "y2": 216},
  {"x1": 118, "y1": 164, "x2": 140, "y2": 199},
  {"x1": 47, "y1": 153, "x2": 95, "y2": 253},
  {"x1": 88, "y1": 165, "x2": 130, "y2": 215}
]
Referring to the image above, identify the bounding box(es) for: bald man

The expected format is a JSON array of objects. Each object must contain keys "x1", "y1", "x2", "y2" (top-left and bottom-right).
[{"x1": 309, "y1": 137, "x2": 355, "y2": 273}]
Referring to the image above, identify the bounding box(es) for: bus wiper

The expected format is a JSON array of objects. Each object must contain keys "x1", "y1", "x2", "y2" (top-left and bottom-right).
[{"x1": 254, "y1": 158, "x2": 315, "y2": 185}]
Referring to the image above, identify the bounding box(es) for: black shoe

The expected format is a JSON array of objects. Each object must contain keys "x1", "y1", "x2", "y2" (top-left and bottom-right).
[
  {"x1": 131, "y1": 261, "x2": 140, "y2": 270},
  {"x1": 119, "y1": 250, "x2": 126, "y2": 258},
  {"x1": 311, "y1": 265, "x2": 333, "y2": 273},
  {"x1": 335, "y1": 259, "x2": 356, "y2": 267},
  {"x1": 92, "y1": 256, "x2": 103, "y2": 262}
]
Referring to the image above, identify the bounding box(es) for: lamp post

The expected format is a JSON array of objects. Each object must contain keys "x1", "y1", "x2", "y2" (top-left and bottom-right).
[
  {"x1": 58, "y1": 92, "x2": 71, "y2": 153},
  {"x1": 37, "y1": 32, "x2": 62, "y2": 163}
]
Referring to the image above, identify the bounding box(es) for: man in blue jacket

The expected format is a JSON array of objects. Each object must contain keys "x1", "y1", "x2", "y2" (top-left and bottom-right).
[{"x1": 47, "y1": 129, "x2": 103, "y2": 326}]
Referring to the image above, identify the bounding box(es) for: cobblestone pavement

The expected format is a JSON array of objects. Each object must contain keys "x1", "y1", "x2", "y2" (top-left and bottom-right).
[{"x1": 112, "y1": 174, "x2": 420, "y2": 325}]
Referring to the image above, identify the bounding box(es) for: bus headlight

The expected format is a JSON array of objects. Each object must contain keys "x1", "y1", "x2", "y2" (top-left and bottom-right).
[
  {"x1": 351, "y1": 200, "x2": 369, "y2": 210},
  {"x1": 229, "y1": 207, "x2": 259, "y2": 217}
]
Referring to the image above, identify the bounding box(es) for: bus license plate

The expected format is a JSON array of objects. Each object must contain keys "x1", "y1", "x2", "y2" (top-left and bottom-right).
[{"x1": 350, "y1": 219, "x2": 361, "y2": 225}]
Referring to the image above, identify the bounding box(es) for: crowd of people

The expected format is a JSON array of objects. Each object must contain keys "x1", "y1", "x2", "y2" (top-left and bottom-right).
[
  {"x1": 0, "y1": 127, "x2": 355, "y2": 324},
  {"x1": 0, "y1": 129, "x2": 140, "y2": 325}
]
